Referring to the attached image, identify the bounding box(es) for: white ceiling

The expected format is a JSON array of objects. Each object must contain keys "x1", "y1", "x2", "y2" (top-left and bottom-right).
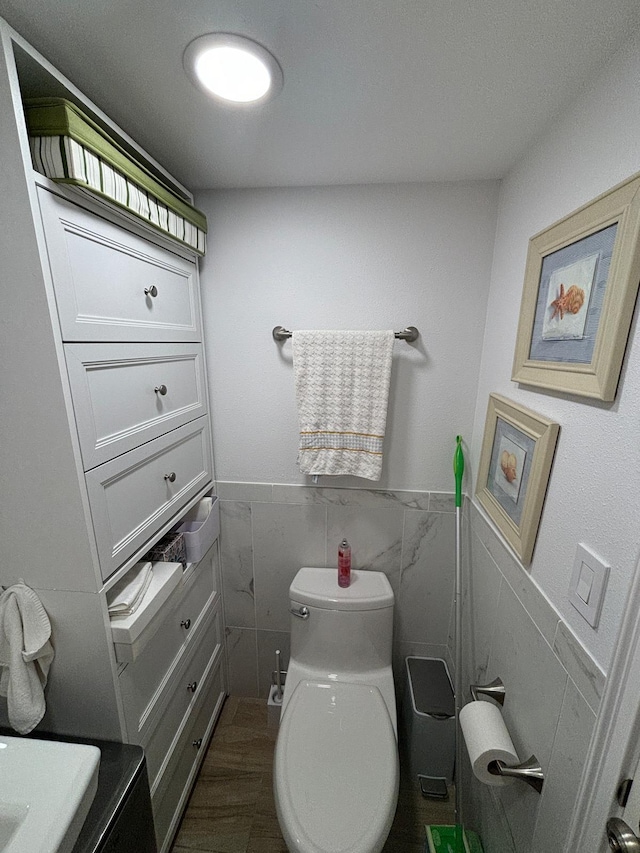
[{"x1": 1, "y1": 0, "x2": 639, "y2": 190}]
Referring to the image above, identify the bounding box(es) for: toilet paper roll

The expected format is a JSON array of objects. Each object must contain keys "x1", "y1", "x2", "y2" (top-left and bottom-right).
[{"x1": 459, "y1": 701, "x2": 519, "y2": 786}]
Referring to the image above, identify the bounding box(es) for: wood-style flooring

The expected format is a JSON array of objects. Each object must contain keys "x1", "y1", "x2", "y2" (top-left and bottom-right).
[{"x1": 171, "y1": 697, "x2": 455, "y2": 853}]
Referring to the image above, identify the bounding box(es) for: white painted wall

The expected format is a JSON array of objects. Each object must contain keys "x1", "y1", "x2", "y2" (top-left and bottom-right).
[
  {"x1": 471, "y1": 29, "x2": 640, "y2": 670},
  {"x1": 198, "y1": 181, "x2": 499, "y2": 491}
]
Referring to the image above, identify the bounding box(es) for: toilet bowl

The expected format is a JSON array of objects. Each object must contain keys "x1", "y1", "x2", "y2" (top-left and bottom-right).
[{"x1": 274, "y1": 567, "x2": 399, "y2": 853}]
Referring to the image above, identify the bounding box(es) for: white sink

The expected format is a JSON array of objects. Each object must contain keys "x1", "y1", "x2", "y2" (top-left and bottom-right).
[{"x1": 0, "y1": 735, "x2": 100, "y2": 853}]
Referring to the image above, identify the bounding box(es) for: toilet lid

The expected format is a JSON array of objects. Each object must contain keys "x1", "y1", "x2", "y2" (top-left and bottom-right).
[{"x1": 275, "y1": 680, "x2": 399, "y2": 853}]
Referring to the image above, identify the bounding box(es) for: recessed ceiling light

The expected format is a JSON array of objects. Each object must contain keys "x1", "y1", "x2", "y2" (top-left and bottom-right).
[{"x1": 183, "y1": 33, "x2": 283, "y2": 105}]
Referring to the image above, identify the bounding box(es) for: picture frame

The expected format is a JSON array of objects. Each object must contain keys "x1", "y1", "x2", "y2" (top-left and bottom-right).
[
  {"x1": 476, "y1": 394, "x2": 559, "y2": 565},
  {"x1": 512, "y1": 171, "x2": 640, "y2": 401}
]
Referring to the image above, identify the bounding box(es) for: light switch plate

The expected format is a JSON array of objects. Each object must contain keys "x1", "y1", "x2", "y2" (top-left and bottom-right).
[
  {"x1": 575, "y1": 563, "x2": 594, "y2": 604},
  {"x1": 569, "y1": 543, "x2": 610, "y2": 628}
]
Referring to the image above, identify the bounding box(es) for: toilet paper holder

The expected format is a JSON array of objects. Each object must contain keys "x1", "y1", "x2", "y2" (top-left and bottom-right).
[
  {"x1": 470, "y1": 676, "x2": 506, "y2": 706},
  {"x1": 488, "y1": 755, "x2": 545, "y2": 793},
  {"x1": 464, "y1": 678, "x2": 544, "y2": 793}
]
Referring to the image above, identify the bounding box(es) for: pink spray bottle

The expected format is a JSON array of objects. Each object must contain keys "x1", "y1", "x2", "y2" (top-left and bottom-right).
[{"x1": 338, "y1": 538, "x2": 351, "y2": 588}]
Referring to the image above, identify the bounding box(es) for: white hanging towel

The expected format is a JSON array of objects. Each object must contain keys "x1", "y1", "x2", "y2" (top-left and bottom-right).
[
  {"x1": 293, "y1": 330, "x2": 395, "y2": 481},
  {"x1": 0, "y1": 581, "x2": 54, "y2": 735}
]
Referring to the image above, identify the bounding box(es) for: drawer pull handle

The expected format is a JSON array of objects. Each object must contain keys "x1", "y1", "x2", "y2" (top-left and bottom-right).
[
  {"x1": 187, "y1": 681, "x2": 198, "y2": 693},
  {"x1": 181, "y1": 618, "x2": 191, "y2": 630},
  {"x1": 144, "y1": 285, "x2": 158, "y2": 297},
  {"x1": 192, "y1": 738, "x2": 203, "y2": 749},
  {"x1": 164, "y1": 472, "x2": 176, "y2": 482},
  {"x1": 154, "y1": 384, "x2": 168, "y2": 395}
]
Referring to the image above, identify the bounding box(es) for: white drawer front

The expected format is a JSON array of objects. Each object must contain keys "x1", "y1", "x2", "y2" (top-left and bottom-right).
[
  {"x1": 38, "y1": 189, "x2": 200, "y2": 342},
  {"x1": 86, "y1": 417, "x2": 212, "y2": 580},
  {"x1": 66, "y1": 342, "x2": 207, "y2": 468},
  {"x1": 118, "y1": 554, "x2": 217, "y2": 739},
  {"x1": 152, "y1": 658, "x2": 225, "y2": 852},
  {"x1": 144, "y1": 608, "x2": 223, "y2": 789}
]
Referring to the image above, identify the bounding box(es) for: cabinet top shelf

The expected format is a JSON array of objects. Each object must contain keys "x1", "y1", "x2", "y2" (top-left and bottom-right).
[{"x1": 5, "y1": 23, "x2": 193, "y2": 204}]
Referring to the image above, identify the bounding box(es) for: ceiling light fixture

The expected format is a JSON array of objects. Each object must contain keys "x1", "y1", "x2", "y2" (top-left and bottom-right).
[{"x1": 183, "y1": 33, "x2": 283, "y2": 105}]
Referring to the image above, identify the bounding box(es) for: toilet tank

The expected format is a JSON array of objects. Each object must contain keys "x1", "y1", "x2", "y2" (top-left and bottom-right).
[{"x1": 289, "y1": 567, "x2": 394, "y2": 674}]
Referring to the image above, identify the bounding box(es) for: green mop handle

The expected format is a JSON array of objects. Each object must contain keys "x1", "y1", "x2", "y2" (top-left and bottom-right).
[{"x1": 454, "y1": 435, "x2": 464, "y2": 508}]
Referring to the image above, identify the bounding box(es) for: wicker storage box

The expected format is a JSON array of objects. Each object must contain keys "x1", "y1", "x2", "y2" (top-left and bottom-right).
[
  {"x1": 24, "y1": 98, "x2": 207, "y2": 254},
  {"x1": 145, "y1": 531, "x2": 187, "y2": 569}
]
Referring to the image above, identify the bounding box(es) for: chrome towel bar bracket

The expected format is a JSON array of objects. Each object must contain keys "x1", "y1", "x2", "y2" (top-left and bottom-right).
[{"x1": 272, "y1": 325, "x2": 419, "y2": 342}]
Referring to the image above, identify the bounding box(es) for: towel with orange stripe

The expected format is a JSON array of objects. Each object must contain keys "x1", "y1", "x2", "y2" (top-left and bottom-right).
[{"x1": 292, "y1": 330, "x2": 394, "y2": 480}]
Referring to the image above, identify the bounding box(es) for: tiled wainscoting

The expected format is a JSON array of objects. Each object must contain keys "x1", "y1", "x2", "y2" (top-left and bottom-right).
[
  {"x1": 462, "y1": 503, "x2": 605, "y2": 853},
  {"x1": 217, "y1": 480, "x2": 606, "y2": 853},
  {"x1": 217, "y1": 481, "x2": 456, "y2": 699}
]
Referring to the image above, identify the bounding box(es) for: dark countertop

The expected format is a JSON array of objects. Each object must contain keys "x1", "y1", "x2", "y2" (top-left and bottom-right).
[
  {"x1": 0, "y1": 728, "x2": 148, "y2": 853},
  {"x1": 69, "y1": 738, "x2": 147, "y2": 853}
]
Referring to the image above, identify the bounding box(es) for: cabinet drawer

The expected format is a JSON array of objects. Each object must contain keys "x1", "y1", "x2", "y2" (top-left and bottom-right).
[
  {"x1": 66, "y1": 342, "x2": 207, "y2": 468},
  {"x1": 87, "y1": 417, "x2": 212, "y2": 580},
  {"x1": 152, "y1": 658, "x2": 225, "y2": 853},
  {"x1": 118, "y1": 551, "x2": 218, "y2": 737},
  {"x1": 38, "y1": 188, "x2": 200, "y2": 342},
  {"x1": 144, "y1": 607, "x2": 223, "y2": 789}
]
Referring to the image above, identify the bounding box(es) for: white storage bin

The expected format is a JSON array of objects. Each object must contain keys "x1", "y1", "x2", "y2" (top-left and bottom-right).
[{"x1": 175, "y1": 496, "x2": 220, "y2": 564}]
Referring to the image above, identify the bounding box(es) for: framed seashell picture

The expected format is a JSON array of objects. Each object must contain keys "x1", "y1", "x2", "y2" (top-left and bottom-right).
[
  {"x1": 476, "y1": 394, "x2": 559, "y2": 566},
  {"x1": 512, "y1": 170, "x2": 640, "y2": 401}
]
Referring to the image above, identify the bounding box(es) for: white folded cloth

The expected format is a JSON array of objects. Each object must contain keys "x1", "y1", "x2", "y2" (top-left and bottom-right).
[
  {"x1": 107, "y1": 562, "x2": 153, "y2": 618},
  {"x1": 0, "y1": 581, "x2": 55, "y2": 735},
  {"x1": 293, "y1": 330, "x2": 395, "y2": 480}
]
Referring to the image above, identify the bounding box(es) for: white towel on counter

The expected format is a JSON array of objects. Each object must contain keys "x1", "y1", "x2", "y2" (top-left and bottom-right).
[
  {"x1": 0, "y1": 581, "x2": 54, "y2": 735},
  {"x1": 107, "y1": 562, "x2": 153, "y2": 618},
  {"x1": 293, "y1": 330, "x2": 395, "y2": 481}
]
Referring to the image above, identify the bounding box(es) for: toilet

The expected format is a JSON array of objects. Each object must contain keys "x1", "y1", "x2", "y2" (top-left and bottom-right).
[{"x1": 274, "y1": 567, "x2": 399, "y2": 853}]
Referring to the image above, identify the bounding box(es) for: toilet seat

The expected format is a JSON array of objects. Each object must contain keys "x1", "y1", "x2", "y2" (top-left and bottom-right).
[{"x1": 274, "y1": 680, "x2": 399, "y2": 853}]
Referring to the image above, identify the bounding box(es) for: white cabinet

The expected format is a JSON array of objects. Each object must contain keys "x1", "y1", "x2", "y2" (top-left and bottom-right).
[
  {"x1": 40, "y1": 183, "x2": 227, "y2": 850},
  {"x1": 0, "y1": 21, "x2": 227, "y2": 853},
  {"x1": 116, "y1": 546, "x2": 226, "y2": 849},
  {"x1": 86, "y1": 417, "x2": 212, "y2": 579},
  {"x1": 36, "y1": 176, "x2": 227, "y2": 852},
  {"x1": 38, "y1": 189, "x2": 201, "y2": 343},
  {"x1": 143, "y1": 604, "x2": 222, "y2": 786},
  {"x1": 151, "y1": 650, "x2": 226, "y2": 850},
  {"x1": 118, "y1": 553, "x2": 218, "y2": 742},
  {"x1": 38, "y1": 181, "x2": 226, "y2": 850},
  {"x1": 65, "y1": 342, "x2": 207, "y2": 468}
]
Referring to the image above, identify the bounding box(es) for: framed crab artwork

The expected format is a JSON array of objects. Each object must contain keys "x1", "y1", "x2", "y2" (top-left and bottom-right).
[
  {"x1": 512, "y1": 170, "x2": 640, "y2": 401},
  {"x1": 476, "y1": 394, "x2": 559, "y2": 566}
]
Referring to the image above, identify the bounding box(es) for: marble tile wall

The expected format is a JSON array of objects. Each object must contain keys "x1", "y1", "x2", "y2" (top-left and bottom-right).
[
  {"x1": 461, "y1": 502, "x2": 604, "y2": 853},
  {"x1": 218, "y1": 481, "x2": 605, "y2": 850},
  {"x1": 217, "y1": 481, "x2": 456, "y2": 700}
]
